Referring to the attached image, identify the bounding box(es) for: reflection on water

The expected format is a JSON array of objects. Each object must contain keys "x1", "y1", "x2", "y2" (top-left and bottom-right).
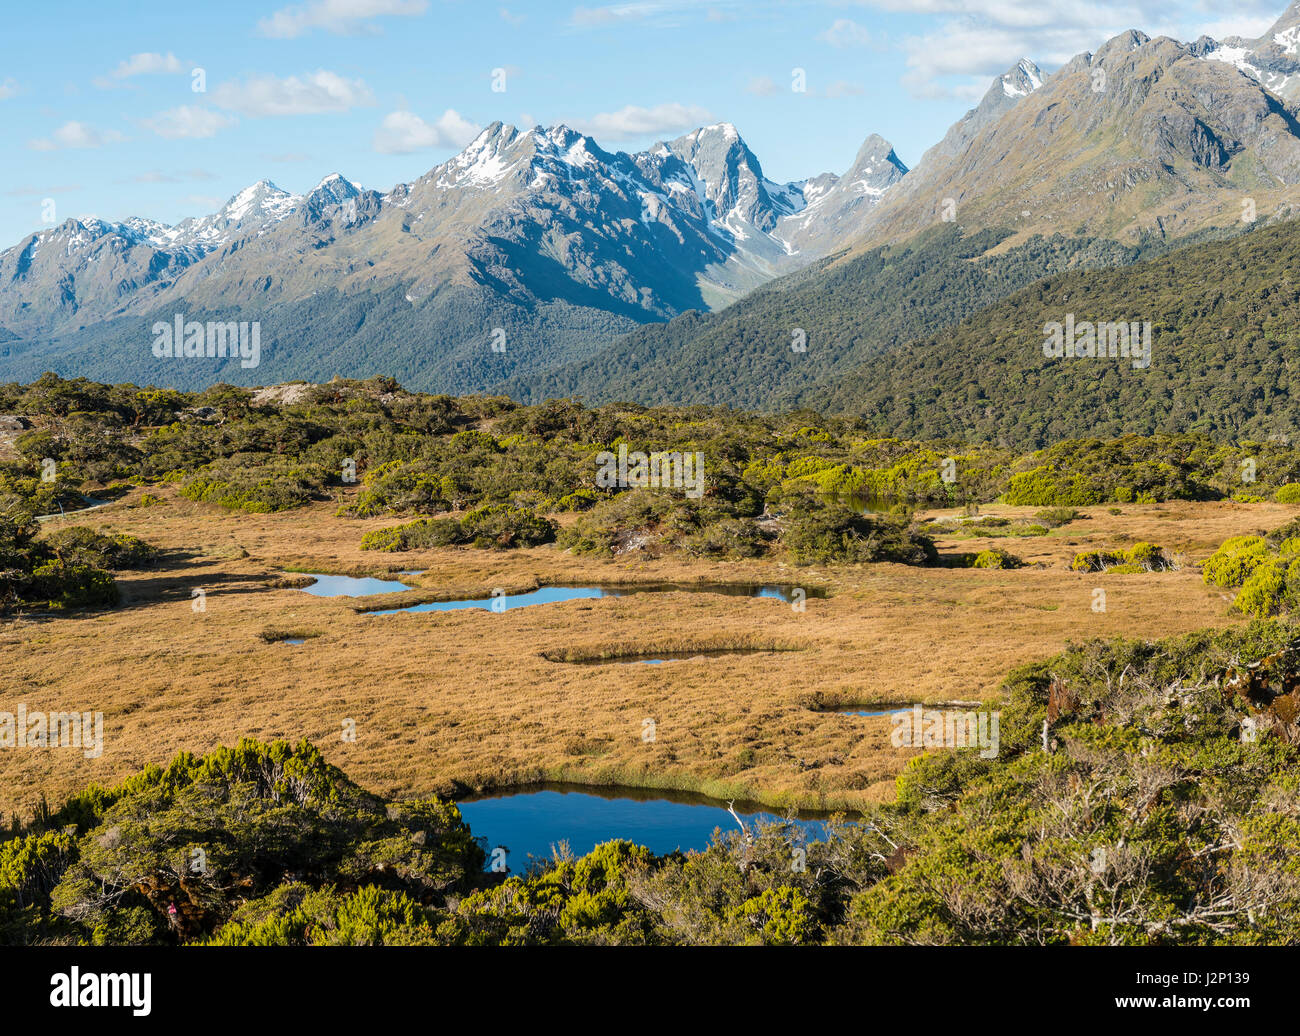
[
  {"x1": 369, "y1": 583, "x2": 818, "y2": 615},
  {"x1": 820, "y1": 701, "x2": 984, "y2": 717},
  {"x1": 831, "y1": 703, "x2": 914, "y2": 718},
  {"x1": 293, "y1": 573, "x2": 414, "y2": 597},
  {"x1": 457, "y1": 784, "x2": 844, "y2": 871}
]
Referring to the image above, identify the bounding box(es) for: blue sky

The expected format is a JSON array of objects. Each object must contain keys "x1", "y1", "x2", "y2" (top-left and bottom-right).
[{"x1": 0, "y1": 0, "x2": 1287, "y2": 246}]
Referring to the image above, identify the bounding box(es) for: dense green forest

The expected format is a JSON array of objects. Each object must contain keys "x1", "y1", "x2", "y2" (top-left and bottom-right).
[
  {"x1": 810, "y1": 217, "x2": 1300, "y2": 446},
  {"x1": 504, "y1": 221, "x2": 1253, "y2": 413},
  {"x1": 4, "y1": 376, "x2": 1300, "y2": 608},
  {"x1": 5, "y1": 618, "x2": 1300, "y2": 945},
  {"x1": 0, "y1": 283, "x2": 641, "y2": 396}
]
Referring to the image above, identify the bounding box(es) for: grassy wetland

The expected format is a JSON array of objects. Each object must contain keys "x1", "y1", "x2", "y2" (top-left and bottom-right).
[{"x1": 5, "y1": 376, "x2": 1300, "y2": 945}]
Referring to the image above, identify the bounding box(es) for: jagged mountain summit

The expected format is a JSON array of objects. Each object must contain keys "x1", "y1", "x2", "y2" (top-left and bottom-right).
[
  {"x1": 1192, "y1": 0, "x2": 1300, "y2": 101},
  {"x1": 854, "y1": 27, "x2": 1300, "y2": 249},
  {"x1": 0, "y1": 120, "x2": 904, "y2": 390},
  {"x1": 925, "y1": 59, "x2": 1045, "y2": 164},
  {"x1": 0, "y1": 179, "x2": 314, "y2": 335},
  {"x1": 9, "y1": 6, "x2": 1300, "y2": 398},
  {"x1": 501, "y1": 9, "x2": 1300, "y2": 413},
  {"x1": 779, "y1": 134, "x2": 908, "y2": 256}
]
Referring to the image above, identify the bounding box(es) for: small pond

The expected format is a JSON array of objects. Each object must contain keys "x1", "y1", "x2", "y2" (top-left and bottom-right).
[
  {"x1": 457, "y1": 784, "x2": 844, "y2": 872},
  {"x1": 293, "y1": 573, "x2": 414, "y2": 597},
  {"x1": 820, "y1": 701, "x2": 986, "y2": 717},
  {"x1": 368, "y1": 583, "x2": 816, "y2": 615}
]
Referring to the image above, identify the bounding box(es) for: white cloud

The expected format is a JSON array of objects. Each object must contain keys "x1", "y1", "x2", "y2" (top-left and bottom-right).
[
  {"x1": 258, "y1": 0, "x2": 428, "y2": 38},
  {"x1": 570, "y1": 1, "x2": 737, "y2": 28},
  {"x1": 1200, "y1": 14, "x2": 1277, "y2": 40},
  {"x1": 211, "y1": 71, "x2": 375, "y2": 116},
  {"x1": 27, "y1": 121, "x2": 126, "y2": 151},
  {"x1": 0, "y1": 78, "x2": 20, "y2": 100},
  {"x1": 570, "y1": 102, "x2": 713, "y2": 140},
  {"x1": 142, "y1": 106, "x2": 238, "y2": 139},
  {"x1": 818, "y1": 18, "x2": 872, "y2": 48},
  {"x1": 745, "y1": 76, "x2": 780, "y2": 96},
  {"x1": 372, "y1": 109, "x2": 480, "y2": 153},
  {"x1": 571, "y1": 3, "x2": 671, "y2": 27},
  {"x1": 843, "y1": 0, "x2": 1289, "y2": 98},
  {"x1": 111, "y1": 52, "x2": 183, "y2": 78},
  {"x1": 500, "y1": 7, "x2": 526, "y2": 25},
  {"x1": 897, "y1": 21, "x2": 1081, "y2": 97}
]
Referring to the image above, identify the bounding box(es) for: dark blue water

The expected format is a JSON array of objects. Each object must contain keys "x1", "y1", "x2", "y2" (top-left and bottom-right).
[
  {"x1": 369, "y1": 583, "x2": 811, "y2": 615},
  {"x1": 457, "y1": 786, "x2": 834, "y2": 871}
]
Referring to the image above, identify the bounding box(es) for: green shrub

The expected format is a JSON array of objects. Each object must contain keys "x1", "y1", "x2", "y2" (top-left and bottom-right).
[
  {"x1": 972, "y1": 548, "x2": 1023, "y2": 569},
  {"x1": 459, "y1": 504, "x2": 556, "y2": 549},
  {"x1": 725, "y1": 886, "x2": 819, "y2": 946},
  {"x1": 1072, "y1": 542, "x2": 1173, "y2": 573},
  {"x1": 26, "y1": 560, "x2": 118, "y2": 608},
  {"x1": 362, "y1": 506, "x2": 555, "y2": 552},
  {"x1": 41, "y1": 527, "x2": 158, "y2": 570},
  {"x1": 560, "y1": 492, "x2": 679, "y2": 557},
  {"x1": 1201, "y1": 535, "x2": 1269, "y2": 587},
  {"x1": 182, "y1": 459, "x2": 325, "y2": 513},
  {"x1": 782, "y1": 498, "x2": 934, "y2": 566},
  {"x1": 1234, "y1": 557, "x2": 1300, "y2": 617},
  {"x1": 1276, "y1": 483, "x2": 1300, "y2": 503},
  {"x1": 1033, "y1": 507, "x2": 1083, "y2": 527},
  {"x1": 680, "y1": 518, "x2": 767, "y2": 559},
  {"x1": 556, "y1": 489, "x2": 600, "y2": 512}
]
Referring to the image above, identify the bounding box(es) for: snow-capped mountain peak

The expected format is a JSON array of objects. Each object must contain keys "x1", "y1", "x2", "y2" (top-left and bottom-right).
[
  {"x1": 1001, "y1": 58, "x2": 1044, "y2": 98},
  {"x1": 305, "y1": 173, "x2": 363, "y2": 210},
  {"x1": 161, "y1": 180, "x2": 302, "y2": 249},
  {"x1": 1192, "y1": 3, "x2": 1300, "y2": 100}
]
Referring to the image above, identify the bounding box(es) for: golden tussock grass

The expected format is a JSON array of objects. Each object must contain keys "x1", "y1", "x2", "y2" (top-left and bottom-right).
[{"x1": 0, "y1": 490, "x2": 1291, "y2": 818}]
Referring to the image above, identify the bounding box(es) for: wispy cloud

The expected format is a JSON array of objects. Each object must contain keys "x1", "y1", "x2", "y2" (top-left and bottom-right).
[
  {"x1": 570, "y1": 1, "x2": 737, "y2": 29},
  {"x1": 141, "y1": 106, "x2": 238, "y2": 139},
  {"x1": 112, "y1": 52, "x2": 183, "y2": 78},
  {"x1": 258, "y1": 0, "x2": 428, "y2": 38},
  {"x1": 818, "y1": 18, "x2": 872, "y2": 48},
  {"x1": 570, "y1": 101, "x2": 713, "y2": 140},
  {"x1": 846, "y1": 0, "x2": 1287, "y2": 98},
  {"x1": 124, "y1": 169, "x2": 217, "y2": 184},
  {"x1": 3, "y1": 183, "x2": 81, "y2": 197},
  {"x1": 372, "y1": 109, "x2": 480, "y2": 153},
  {"x1": 0, "y1": 78, "x2": 21, "y2": 100},
  {"x1": 745, "y1": 76, "x2": 780, "y2": 96},
  {"x1": 27, "y1": 121, "x2": 127, "y2": 151},
  {"x1": 94, "y1": 52, "x2": 186, "y2": 90},
  {"x1": 211, "y1": 71, "x2": 374, "y2": 116}
]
